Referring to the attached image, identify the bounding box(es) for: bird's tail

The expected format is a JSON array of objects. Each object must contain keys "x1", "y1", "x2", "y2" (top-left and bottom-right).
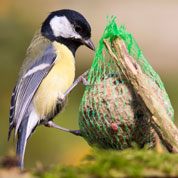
[
  {"x1": 16, "y1": 109, "x2": 39, "y2": 170},
  {"x1": 16, "y1": 117, "x2": 29, "y2": 170}
]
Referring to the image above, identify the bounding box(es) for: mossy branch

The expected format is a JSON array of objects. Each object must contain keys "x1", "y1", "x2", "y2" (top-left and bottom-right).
[{"x1": 103, "y1": 38, "x2": 178, "y2": 153}]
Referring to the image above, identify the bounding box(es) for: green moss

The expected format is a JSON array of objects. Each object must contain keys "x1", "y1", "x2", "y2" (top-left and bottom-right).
[{"x1": 35, "y1": 148, "x2": 178, "y2": 178}]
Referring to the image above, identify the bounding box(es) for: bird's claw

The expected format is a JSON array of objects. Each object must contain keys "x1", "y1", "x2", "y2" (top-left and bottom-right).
[
  {"x1": 80, "y1": 76, "x2": 91, "y2": 86},
  {"x1": 57, "y1": 94, "x2": 65, "y2": 104}
]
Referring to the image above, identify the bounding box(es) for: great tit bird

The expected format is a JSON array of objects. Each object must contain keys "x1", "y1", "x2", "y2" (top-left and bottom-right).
[{"x1": 8, "y1": 9, "x2": 95, "y2": 170}]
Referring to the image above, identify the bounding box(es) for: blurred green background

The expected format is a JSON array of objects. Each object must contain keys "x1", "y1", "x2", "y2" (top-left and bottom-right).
[{"x1": 1, "y1": 0, "x2": 178, "y2": 169}]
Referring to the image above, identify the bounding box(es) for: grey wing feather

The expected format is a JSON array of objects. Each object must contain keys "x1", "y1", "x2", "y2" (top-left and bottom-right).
[
  {"x1": 8, "y1": 43, "x2": 56, "y2": 139},
  {"x1": 9, "y1": 86, "x2": 16, "y2": 123},
  {"x1": 8, "y1": 86, "x2": 17, "y2": 140}
]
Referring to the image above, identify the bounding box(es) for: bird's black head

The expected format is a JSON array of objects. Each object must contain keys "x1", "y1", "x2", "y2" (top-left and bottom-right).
[{"x1": 41, "y1": 9, "x2": 95, "y2": 55}]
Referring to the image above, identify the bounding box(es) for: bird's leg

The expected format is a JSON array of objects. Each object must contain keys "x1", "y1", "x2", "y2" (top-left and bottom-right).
[
  {"x1": 47, "y1": 70, "x2": 91, "y2": 136},
  {"x1": 64, "y1": 69, "x2": 91, "y2": 96},
  {"x1": 45, "y1": 121, "x2": 82, "y2": 136}
]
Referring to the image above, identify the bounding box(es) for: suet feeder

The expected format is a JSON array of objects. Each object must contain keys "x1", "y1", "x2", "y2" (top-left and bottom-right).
[{"x1": 78, "y1": 17, "x2": 175, "y2": 151}]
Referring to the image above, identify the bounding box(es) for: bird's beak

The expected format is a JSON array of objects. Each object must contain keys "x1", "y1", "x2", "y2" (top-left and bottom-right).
[{"x1": 83, "y1": 39, "x2": 95, "y2": 51}]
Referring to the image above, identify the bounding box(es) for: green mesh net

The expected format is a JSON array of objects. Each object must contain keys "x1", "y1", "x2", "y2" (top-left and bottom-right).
[{"x1": 78, "y1": 17, "x2": 174, "y2": 150}]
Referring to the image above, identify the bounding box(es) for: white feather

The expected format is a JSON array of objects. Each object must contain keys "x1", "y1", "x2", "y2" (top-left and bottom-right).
[
  {"x1": 10, "y1": 106, "x2": 14, "y2": 109},
  {"x1": 25, "y1": 109, "x2": 39, "y2": 140},
  {"x1": 50, "y1": 16, "x2": 81, "y2": 39},
  {"x1": 23, "y1": 63, "x2": 50, "y2": 79}
]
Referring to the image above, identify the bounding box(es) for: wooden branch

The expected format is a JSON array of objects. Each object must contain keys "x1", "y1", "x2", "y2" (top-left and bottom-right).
[{"x1": 103, "y1": 38, "x2": 178, "y2": 153}]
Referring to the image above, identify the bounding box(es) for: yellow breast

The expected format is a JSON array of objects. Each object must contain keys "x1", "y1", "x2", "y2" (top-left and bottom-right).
[{"x1": 33, "y1": 42, "x2": 75, "y2": 118}]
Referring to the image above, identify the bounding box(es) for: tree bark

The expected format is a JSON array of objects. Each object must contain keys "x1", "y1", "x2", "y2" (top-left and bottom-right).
[{"x1": 103, "y1": 38, "x2": 178, "y2": 153}]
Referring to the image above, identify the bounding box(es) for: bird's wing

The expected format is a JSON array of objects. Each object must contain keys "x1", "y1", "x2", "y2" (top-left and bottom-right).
[
  {"x1": 8, "y1": 85, "x2": 17, "y2": 140},
  {"x1": 8, "y1": 32, "x2": 57, "y2": 139}
]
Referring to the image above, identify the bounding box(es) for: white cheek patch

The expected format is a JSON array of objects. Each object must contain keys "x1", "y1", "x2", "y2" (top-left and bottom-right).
[{"x1": 50, "y1": 16, "x2": 81, "y2": 39}]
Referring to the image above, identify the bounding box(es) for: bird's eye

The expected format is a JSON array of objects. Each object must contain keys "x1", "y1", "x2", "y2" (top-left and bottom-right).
[{"x1": 75, "y1": 25, "x2": 82, "y2": 33}]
